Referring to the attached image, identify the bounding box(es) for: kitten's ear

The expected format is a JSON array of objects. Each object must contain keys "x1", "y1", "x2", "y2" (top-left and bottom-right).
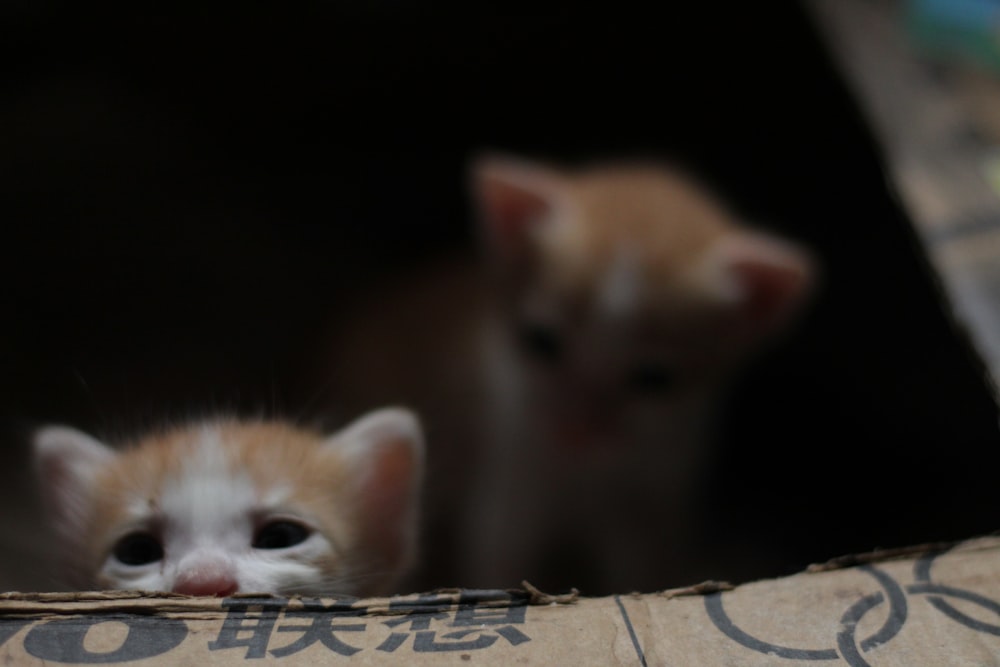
[
  {"x1": 700, "y1": 231, "x2": 816, "y2": 339},
  {"x1": 33, "y1": 426, "x2": 116, "y2": 547},
  {"x1": 469, "y1": 153, "x2": 570, "y2": 261},
  {"x1": 326, "y1": 408, "x2": 425, "y2": 580}
]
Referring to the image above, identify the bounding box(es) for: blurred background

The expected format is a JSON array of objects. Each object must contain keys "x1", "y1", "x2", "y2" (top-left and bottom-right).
[{"x1": 2, "y1": 0, "x2": 999, "y2": 592}]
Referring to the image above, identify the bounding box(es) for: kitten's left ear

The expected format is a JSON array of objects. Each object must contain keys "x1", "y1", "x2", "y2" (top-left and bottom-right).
[
  {"x1": 326, "y1": 407, "x2": 425, "y2": 581},
  {"x1": 32, "y1": 426, "x2": 116, "y2": 551},
  {"x1": 700, "y1": 230, "x2": 816, "y2": 339},
  {"x1": 469, "y1": 153, "x2": 571, "y2": 263}
]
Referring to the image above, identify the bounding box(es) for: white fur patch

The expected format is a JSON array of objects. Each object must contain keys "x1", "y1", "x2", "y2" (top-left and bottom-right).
[
  {"x1": 598, "y1": 242, "x2": 641, "y2": 317},
  {"x1": 159, "y1": 426, "x2": 256, "y2": 551}
]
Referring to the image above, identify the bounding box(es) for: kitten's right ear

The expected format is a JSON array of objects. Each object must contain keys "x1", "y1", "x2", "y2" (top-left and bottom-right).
[
  {"x1": 33, "y1": 426, "x2": 116, "y2": 545},
  {"x1": 326, "y1": 408, "x2": 425, "y2": 587},
  {"x1": 698, "y1": 231, "x2": 816, "y2": 341},
  {"x1": 469, "y1": 153, "x2": 569, "y2": 262}
]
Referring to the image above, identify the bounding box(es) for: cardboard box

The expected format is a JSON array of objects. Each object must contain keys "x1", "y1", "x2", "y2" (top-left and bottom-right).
[
  {"x1": 1, "y1": 536, "x2": 997, "y2": 665},
  {"x1": 807, "y1": 0, "x2": 1000, "y2": 384},
  {"x1": 2, "y1": 6, "x2": 997, "y2": 665}
]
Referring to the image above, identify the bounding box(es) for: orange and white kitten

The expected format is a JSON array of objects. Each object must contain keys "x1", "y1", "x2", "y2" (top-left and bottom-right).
[
  {"x1": 322, "y1": 154, "x2": 814, "y2": 594},
  {"x1": 460, "y1": 155, "x2": 815, "y2": 592},
  {"x1": 32, "y1": 407, "x2": 424, "y2": 597}
]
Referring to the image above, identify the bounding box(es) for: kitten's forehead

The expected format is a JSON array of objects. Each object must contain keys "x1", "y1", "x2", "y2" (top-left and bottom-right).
[
  {"x1": 106, "y1": 422, "x2": 317, "y2": 486},
  {"x1": 572, "y1": 168, "x2": 729, "y2": 262},
  {"x1": 536, "y1": 165, "x2": 734, "y2": 313},
  {"x1": 91, "y1": 421, "x2": 351, "y2": 544}
]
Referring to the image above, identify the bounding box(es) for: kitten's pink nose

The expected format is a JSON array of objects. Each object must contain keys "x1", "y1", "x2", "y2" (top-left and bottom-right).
[{"x1": 172, "y1": 564, "x2": 239, "y2": 597}]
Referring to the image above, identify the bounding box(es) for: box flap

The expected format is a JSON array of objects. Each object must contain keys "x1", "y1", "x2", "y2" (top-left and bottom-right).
[{"x1": 1, "y1": 536, "x2": 998, "y2": 665}]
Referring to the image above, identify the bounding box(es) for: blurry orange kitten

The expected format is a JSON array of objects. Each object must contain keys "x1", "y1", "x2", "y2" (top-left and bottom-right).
[
  {"x1": 32, "y1": 407, "x2": 424, "y2": 597},
  {"x1": 461, "y1": 155, "x2": 815, "y2": 591},
  {"x1": 323, "y1": 154, "x2": 815, "y2": 594}
]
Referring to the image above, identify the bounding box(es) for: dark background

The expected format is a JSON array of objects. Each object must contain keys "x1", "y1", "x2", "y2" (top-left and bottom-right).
[{"x1": 1, "y1": 1, "x2": 998, "y2": 590}]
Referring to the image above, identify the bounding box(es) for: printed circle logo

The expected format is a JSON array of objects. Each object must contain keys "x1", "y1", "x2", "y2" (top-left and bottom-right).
[{"x1": 704, "y1": 549, "x2": 1000, "y2": 667}]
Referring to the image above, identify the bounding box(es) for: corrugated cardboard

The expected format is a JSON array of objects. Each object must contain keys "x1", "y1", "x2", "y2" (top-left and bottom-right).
[
  {"x1": 1, "y1": 536, "x2": 997, "y2": 665},
  {"x1": 807, "y1": 0, "x2": 1000, "y2": 390}
]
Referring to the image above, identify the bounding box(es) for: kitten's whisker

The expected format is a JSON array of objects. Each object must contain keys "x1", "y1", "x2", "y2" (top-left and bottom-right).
[{"x1": 292, "y1": 374, "x2": 341, "y2": 428}]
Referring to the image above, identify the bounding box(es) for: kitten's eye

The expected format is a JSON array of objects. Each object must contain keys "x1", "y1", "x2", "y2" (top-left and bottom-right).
[
  {"x1": 112, "y1": 532, "x2": 164, "y2": 566},
  {"x1": 627, "y1": 362, "x2": 676, "y2": 394},
  {"x1": 253, "y1": 520, "x2": 311, "y2": 550},
  {"x1": 517, "y1": 321, "x2": 563, "y2": 363}
]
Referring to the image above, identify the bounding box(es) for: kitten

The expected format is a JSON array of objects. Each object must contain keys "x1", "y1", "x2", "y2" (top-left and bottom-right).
[
  {"x1": 321, "y1": 154, "x2": 815, "y2": 594},
  {"x1": 461, "y1": 154, "x2": 815, "y2": 592},
  {"x1": 32, "y1": 407, "x2": 424, "y2": 597}
]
